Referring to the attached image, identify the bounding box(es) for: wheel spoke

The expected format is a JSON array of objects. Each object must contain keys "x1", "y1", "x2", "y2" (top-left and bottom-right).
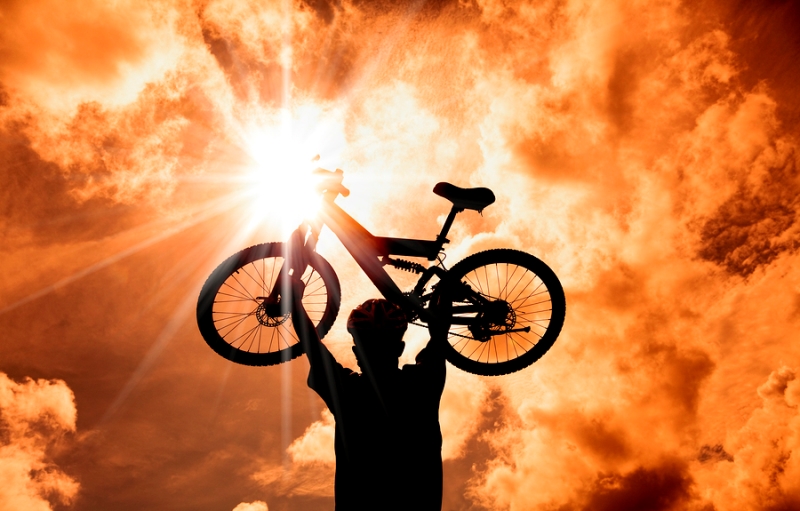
[
  {"x1": 244, "y1": 323, "x2": 260, "y2": 351},
  {"x1": 269, "y1": 257, "x2": 279, "y2": 292},
  {"x1": 495, "y1": 263, "x2": 502, "y2": 299},
  {"x1": 512, "y1": 281, "x2": 547, "y2": 309},
  {"x1": 240, "y1": 265, "x2": 263, "y2": 296},
  {"x1": 229, "y1": 273, "x2": 258, "y2": 302},
  {"x1": 229, "y1": 322, "x2": 260, "y2": 348},
  {"x1": 219, "y1": 283, "x2": 253, "y2": 302},
  {"x1": 503, "y1": 266, "x2": 523, "y2": 299},
  {"x1": 214, "y1": 297, "x2": 257, "y2": 303},
  {"x1": 508, "y1": 334, "x2": 519, "y2": 360},
  {"x1": 216, "y1": 319, "x2": 249, "y2": 338},
  {"x1": 507, "y1": 270, "x2": 535, "y2": 303}
]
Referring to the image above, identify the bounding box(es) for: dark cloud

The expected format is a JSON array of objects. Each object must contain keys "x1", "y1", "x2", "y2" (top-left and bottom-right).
[
  {"x1": 198, "y1": 2, "x2": 359, "y2": 105},
  {"x1": 300, "y1": 0, "x2": 338, "y2": 24},
  {"x1": 576, "y1": 461, "x2": 694, "y2": 511},
  {"x1": 0, "y1": 84, "x2": 9, "y2": 107},
  {"x1": 698, "y1": 444, "x2": 734, "y2": 463},
  {"x1": 712, "y1": 0, "x2": 800, "y2": 128},
  {"x1": 698, "y1": 147, "x2": 799, "y2": 276},
  {"x1": 0, "y1": 124, "x2": 140, "y2": 245}
]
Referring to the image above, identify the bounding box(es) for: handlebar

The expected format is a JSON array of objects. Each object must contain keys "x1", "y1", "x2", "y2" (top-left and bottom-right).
[{"x1": 313, "y1": 167, "x2": 350, "y2": 197}]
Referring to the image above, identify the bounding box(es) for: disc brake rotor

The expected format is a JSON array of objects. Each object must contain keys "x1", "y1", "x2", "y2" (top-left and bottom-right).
[{"x1": 255, "y1": 300, "x2": 290, "y2": 327}]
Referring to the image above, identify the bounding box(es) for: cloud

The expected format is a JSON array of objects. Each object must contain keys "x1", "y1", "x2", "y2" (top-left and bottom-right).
[
  {"x1": 694, "y1": 367, "x2": 800, "y2": 511},
  {"x1": 0, "y1": 0, "x2": 186, "y2": 110},
  {"x1": 251, "y1": 409, "x2": 335, "y2": 498},
  {"x1": 439, "y1": 370, "x2": 490, "y2": 461},
  {"x1": 286, "y1": 408, "x2": 336, "y2": 466},
  {"x1": 0, "y1": 372, "x2": 79, "y2": 511},
  {"x1": 24, "y1": 97, "x2": 191, "y2": 206},
  {"x1": 694, "y1": 91, "x2": 800, "y2": 276},
  {"x1": 232, "y1": 501, "x2": 269, "y2": 511}
]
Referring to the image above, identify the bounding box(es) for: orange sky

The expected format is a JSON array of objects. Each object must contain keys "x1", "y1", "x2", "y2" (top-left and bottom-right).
[{"x1": 1, "y1": 0, "x2": 800, "y2": 510}]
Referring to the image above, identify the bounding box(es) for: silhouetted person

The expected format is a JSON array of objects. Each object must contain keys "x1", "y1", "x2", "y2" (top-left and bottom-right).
[{"x1": 290, "y1": 276, "x2": 448, "y2": 511}]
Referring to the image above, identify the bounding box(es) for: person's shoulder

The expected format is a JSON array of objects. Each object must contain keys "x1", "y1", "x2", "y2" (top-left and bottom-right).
[
  {"x1": 400, "y1": 362, "x2": 424, "y2": 376},
  {"x1": 402, "y1": 353, "x2": 446, "y2": 385}
]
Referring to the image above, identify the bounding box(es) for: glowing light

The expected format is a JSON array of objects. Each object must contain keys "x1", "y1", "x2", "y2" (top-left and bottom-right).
[
  {"x1": 241, "y1": 102, "x2": 345, "y2": 235},
  {"x1": 240, "y1": 107, "x2": 341, "y2": 234}
]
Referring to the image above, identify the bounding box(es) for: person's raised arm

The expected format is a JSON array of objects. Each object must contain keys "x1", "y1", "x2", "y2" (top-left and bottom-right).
[
  {"x1": 289, "y1": 275, "x2": 349, "y2": 407},
  {"x1": 289, "y1": 277, "x2": 326, "y2": 365},
  {"x1": 414, "y1": 297, "x2": 451, "y2": 375}
]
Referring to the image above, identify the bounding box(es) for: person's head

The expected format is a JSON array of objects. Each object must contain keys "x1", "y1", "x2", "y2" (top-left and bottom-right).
[{"x1": 346, "y1": 299, "x2": 408, "y2": 373}]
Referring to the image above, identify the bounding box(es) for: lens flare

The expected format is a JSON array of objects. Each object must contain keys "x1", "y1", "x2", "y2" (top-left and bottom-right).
[{"x1": 240, "y1": 107, "x2": 346, "y2": 234}]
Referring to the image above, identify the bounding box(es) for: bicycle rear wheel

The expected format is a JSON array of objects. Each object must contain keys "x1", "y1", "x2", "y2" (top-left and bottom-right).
[
  {"x1": 197, "y1": 243, "x2": 340, "y2": 366},
  {"x1": 433, "y1": 249, "x2": 565, "y2": 376}
]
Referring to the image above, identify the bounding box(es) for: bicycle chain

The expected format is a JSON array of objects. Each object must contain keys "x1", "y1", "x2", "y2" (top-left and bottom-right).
[{"x1": 408, "y1": 320, "x2": 476, "y2": 340}]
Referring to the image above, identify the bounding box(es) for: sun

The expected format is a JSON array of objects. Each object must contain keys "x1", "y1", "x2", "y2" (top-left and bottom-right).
[
  {"x1": 240, "y1": 107, "x2": 345, "y2": 234},
  {"x1": 243, "y1": 128, "x2": 320, "y2": 230}
]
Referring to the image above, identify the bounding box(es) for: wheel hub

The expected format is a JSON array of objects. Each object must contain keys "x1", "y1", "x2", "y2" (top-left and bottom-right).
[
  {"x1": 469, "y1": 299, "x2": 515, "y2": 341},
  {"x1": 256, "y1": 299, "x2": 290, "y2": 327}
]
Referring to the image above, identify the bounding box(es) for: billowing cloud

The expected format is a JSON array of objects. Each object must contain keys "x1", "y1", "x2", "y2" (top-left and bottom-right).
[
  {"x1": 693, "y1": 367, "x2": 800, "y2": 511},
  {"x1": 285, "y1": 408, "x2": 335, "y2": 466},
  {"x1": 0, "y1": 372, "x2": 79, "y2": 511},
  {"x1": 251, "y1": 408, "x2": 336, "y2": 498}
]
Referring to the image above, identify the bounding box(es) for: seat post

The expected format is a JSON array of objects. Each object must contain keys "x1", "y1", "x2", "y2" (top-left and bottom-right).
[{"x1": 436, "y1": 205, "x2": 463, "y2": 245}]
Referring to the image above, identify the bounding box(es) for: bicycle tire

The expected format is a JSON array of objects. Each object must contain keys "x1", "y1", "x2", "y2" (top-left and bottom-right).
[
  {"x1": 433, "y1": 249, "x2": 565, "y2": 376},
  {"x1": 197, "y1": 242, "x2": 341, "y2": 366}
]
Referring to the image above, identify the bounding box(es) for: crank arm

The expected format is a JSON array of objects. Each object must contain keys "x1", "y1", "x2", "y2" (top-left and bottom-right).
[
  {"x1": 470, "y1": 326, "x2": 532, "y2": 342},
  {"x1": 489, "y1": 326, "x2": 531, "y2": 336}
]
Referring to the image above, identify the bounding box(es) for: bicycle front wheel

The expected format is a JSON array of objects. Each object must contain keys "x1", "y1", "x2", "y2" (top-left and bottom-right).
[
  {"x1": 197, "y1": 243, "x2": 341, "y2": 366},
  {"x1": 434, "y1": 249, "x2": 565, "y2": 376}
]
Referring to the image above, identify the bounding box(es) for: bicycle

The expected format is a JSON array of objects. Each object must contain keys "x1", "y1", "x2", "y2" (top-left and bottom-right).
[{"x1": 196, "y1": 168, "x2": 566, "y2": 376}]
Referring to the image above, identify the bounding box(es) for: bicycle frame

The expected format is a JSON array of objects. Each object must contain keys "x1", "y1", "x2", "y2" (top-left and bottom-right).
[
  {"x1": 262, "y1": 169, "x2": 470, "y2": 325},
  {"x1": 198, "y1": 167, "x2": 561, "y2": 372}
]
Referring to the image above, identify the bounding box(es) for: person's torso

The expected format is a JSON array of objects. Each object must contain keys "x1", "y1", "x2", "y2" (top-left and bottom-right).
[{"x1": 332, "y1": 368, "x2": 444, "y2": 510}]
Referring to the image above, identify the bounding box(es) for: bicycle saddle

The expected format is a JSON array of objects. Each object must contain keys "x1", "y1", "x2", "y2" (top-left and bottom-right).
[{"x1": 433, "y1": 182, "x2": 496, "y2": 212}]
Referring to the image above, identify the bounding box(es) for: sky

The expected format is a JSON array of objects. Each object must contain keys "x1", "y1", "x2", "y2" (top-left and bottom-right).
[{"x1": 1, "y1": 0, "x2": 800, "y2": 510}]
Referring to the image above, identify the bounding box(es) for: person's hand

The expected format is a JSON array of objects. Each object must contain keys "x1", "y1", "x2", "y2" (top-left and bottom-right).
[
  {"x1": 288, "y1": 273, "x2": 321, "y2": 353},
  {"x1": 428, "y1": 293, "x2": 452, "y2": 341}
]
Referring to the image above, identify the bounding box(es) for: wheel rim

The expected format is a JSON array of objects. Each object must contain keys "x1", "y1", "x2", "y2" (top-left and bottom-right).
[
  {"x1": 210, "y1": 257, "x2": 330, "y2": 355},
  {"x1": 448, "y1": 262, "x2": 555, "y2": 365}
]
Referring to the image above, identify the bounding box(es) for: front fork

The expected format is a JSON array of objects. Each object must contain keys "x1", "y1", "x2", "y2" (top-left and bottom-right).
[{"x1": 258, "y1": 223, "x2": 315, "y2": 314}]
